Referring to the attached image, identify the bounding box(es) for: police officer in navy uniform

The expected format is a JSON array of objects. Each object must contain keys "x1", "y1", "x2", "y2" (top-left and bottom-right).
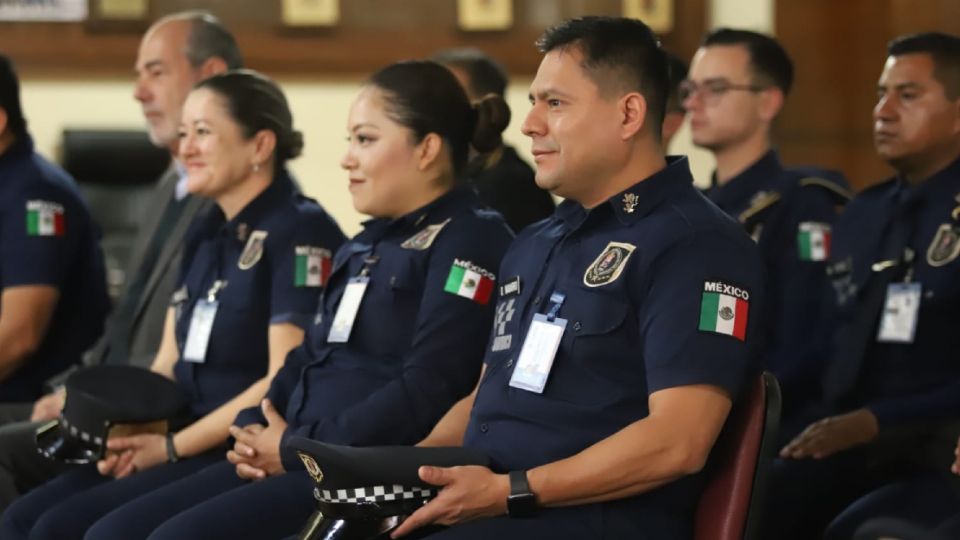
[
  {"x1": 683, "y1": 29, "x2": 849, "y2": 419},
  {"x1": 432, "y1": 48, "x2": 556, "y2": 233},
  {"x1": 0, "y1": 12, "x2": 240, "y2": 514},
  {"x1": 0, "y1": 56, "x2": 109, "y2": 407},
  {"x1": 0, "y1": 70, "x2": 345, "y2": 539},
  {"x1": 762, "y1": 32, "x2": 960, "y2": 540},
  {"x1": 378, "y1": 17, "x2": 764, "y2": 540},
  {"x1": 61, "y1": 61, "x2": 514, "y2": 540}
]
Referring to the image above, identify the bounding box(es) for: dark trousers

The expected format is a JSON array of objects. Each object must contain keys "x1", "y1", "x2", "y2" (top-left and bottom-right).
[
  {"x1": 0, "y1": 450, "x2": 222, "y2": 540},
  {"x1": 763, "y1": 417, "x2": 960, "y2": 540},
  {"x1": 137, "y1": 461, "x2": 316, "y2": 540},
  {"x1": 824, "y1": 472, "x2": 960, "y2": 540},
  {"x1": 0, "y1": 421, "x2": 68, "y2": 516},
  {"x1": 0, "y1": 402, "x2": 32, "y2": 425}
]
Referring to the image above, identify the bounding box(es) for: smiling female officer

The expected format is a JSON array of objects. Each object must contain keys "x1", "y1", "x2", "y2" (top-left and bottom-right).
[
  {"x1": 71, "y1": 60, "x2": 516, "y2": 540},
  {"x1": 0, "y1": 70, "x2": 345, "y2": 540}
]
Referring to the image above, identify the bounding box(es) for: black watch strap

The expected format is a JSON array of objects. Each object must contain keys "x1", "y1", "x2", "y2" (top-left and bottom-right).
[
  {"x1": 507, "y1": 470, "x2": 537, "y2": 518},
  {"x1": 165, "y1": 432, "x2": 180, "y2": 463}
]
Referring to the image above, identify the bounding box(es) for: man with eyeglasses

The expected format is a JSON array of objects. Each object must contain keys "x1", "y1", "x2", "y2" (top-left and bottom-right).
[{"x1": 684, "y1": 28, "x2": 849, "y2": 421}]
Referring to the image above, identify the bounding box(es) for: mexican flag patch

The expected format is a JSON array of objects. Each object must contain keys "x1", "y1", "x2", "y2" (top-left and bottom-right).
[
  {"x1": 26, "y1": 200, "x2": 65, "y2": 237},
  {"x1": 443, "y1": 259, "x2": 494, "y2": 304},
  {"x1": 698, "y1": 281, "x2": 749, "y2": 341},
  {"x1": 294, "y1": 246, "x2": 332, "y2": 287},
  {"x1": 797, "y1": 222, "x2": 831, "y2": 261}
]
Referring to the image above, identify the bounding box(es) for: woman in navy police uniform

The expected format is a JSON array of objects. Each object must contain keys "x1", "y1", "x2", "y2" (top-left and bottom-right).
[
  {"x1": 74, "y1": 60, "x2": 516, "y2": 540},
  {"x1": 0, "y1": 70, "x2": 345, "y2": 540}
]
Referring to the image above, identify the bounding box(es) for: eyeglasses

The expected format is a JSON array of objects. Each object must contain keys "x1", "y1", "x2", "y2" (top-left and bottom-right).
[{"x1": 679, "y1": 79, "x2": 767, "y2": 105}]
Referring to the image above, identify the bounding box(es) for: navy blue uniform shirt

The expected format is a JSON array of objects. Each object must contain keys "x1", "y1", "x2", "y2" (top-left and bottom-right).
[
  {"x1": 705, "y1": 150, "x2": 848, "y2": 412},
  {"x1": 0, "y1": 136, "x2": 109, "y2": 401},
  {"x1": 464, "y1": 157, "x2": 764, "y2": 538},
  {"x1": 236, "y1": 187, "x2": 513, "y2": 469},
  {"x1": 173, "y1": 172, "x2": 345, "y2": 417},
  {"x1": 822, "y1": 156, "x2": 960, "y2": 427}
]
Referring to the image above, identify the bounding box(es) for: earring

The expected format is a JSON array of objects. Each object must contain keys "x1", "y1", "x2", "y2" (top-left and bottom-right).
[{"x1": 252, "y1": 163, "x2": 260, "y2": 173}]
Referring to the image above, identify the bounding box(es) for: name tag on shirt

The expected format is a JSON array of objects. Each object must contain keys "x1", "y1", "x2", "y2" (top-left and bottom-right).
[
  {"x1": 327, "y1": 277, "x2": 369, "y2": 343},
  {"x1": 183, "y1": 299, "x2": 219, "y2": 363},
  {"x1": 877, "y1": 282, "x2": 922, "y2": 343},
  {"x1": 508, "y1": 314, "x2": 567, "y2": 393}
]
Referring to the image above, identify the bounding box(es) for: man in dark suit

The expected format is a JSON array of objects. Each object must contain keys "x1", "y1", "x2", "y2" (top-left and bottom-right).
[{"x1": 0, "y1": 10, "x2": 241, "y2": 514}]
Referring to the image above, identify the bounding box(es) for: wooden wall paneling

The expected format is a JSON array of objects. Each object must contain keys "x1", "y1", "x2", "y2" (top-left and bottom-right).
[
  {"x1": 777, "y1": 0, "x2": 960, "y2": 191},
  {"x1": 0, "y1": 0, "x2": 705, "y2": 79}
]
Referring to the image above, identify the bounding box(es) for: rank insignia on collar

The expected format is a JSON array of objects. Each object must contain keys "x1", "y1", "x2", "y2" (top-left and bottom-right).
[
  {"x1": 622, "y1": 193, "x2": 639, "y2": 214},
  {"x1": 401, "y1": 218, "x2": 451, "y2": 250},
  {"x1": 298, "y1": 452, "x2": 324, "y2": 484},
  {"x1": 583, "y1": 241, "x2": 636, "y2": 287},
  {"x1": 927, "y1": 223, "x2": 960, "y2": 267},
  {"x1": 238, "y1": 230, "x2": 268, "y2": 270}
]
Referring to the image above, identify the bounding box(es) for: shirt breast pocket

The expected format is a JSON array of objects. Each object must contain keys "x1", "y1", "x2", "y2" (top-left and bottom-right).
[{"x1": 540, "y1": 291, "x2": 636, "y2": 407}]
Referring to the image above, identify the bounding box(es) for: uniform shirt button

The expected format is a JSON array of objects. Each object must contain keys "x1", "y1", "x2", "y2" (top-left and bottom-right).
[
  {"x1": 389, "y1": 276, "x2": 398, "y2": 286},
  {"x1": 505, "y1": 358, "x2": 513, "y2": 368},
  {"x1": 480, "y1": 423, "x2": 489, "y2": 433},
  {"x1": 573, "y1": 321, "x2": 582, "y2": 331},
  {"x1": 533, "y1": 295, "x2": 542, "y2": 304}
]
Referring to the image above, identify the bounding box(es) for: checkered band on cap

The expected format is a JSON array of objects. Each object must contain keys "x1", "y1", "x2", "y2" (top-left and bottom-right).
[
  {"x1": 60, "y1": 415, "x2": 104, "y2": 446},
  {"x1": 314, "y1": 484, "x2": 438, "y2": 504}
]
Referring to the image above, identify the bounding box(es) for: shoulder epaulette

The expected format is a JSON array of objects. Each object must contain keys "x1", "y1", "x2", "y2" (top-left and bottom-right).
[
  {"x1": 737, "y1": 191, "x2": 782, "y2": 224},
  {"x1": 799, "y1": 176, "x2": 853, "y2": 203}
]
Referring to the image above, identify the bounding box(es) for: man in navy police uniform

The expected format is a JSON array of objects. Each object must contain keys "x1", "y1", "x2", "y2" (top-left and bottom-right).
[
  {"x1": 390, "y1": 16, "x2": 765, "y2": 540},
  {"x1": 684, "y1": 28, "x2": 849, "y2": 418},
  {"x1": 0, "y1": 55, "x2": 109, "y2": 406},
  {"x1": 764, "y1": 32, "x2": 960, "y2": 540}
]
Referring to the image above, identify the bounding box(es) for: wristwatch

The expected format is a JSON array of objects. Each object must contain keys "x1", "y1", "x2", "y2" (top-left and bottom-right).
[
  {"x1": 506, "y1": 470, "x2": 537, "y2": 518},
  {"x1": 165, "y1": 432, "x2": 180, "y2": 463}
]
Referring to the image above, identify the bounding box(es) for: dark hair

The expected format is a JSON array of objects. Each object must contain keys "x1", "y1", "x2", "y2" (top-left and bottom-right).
[
  {"x1": 367, "y1": 60, "x2": 510, "y2": 176},
  {"x1": 194, "y1": 70, "x2": 302, "y2": 166},
  {"x1": 536, "y1": 16, "x2": 670, "y2": 141},
  {"x1": 164, "y1": 10, "x2": 244, "y2": 70},
  {"x1": 0, "y1": 55, "x2": 27, "y2": 139},
  {"x1": 431, "y1": 48, "x2": 508, "y2": 99},
  {"x1": 703, "y1": 28, "x2": 794, "y2": 96},
  {"x1": 664, "y1": 51, "x2": 689, "y2": 114},
  {"x1": 888, "y1": 32, "x2": 960, "y2": 100}
]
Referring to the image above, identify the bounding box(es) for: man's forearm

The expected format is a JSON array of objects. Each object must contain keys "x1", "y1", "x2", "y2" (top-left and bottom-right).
[{"x1": 418, "y1": 390, "x2": 478, "y2": 448}]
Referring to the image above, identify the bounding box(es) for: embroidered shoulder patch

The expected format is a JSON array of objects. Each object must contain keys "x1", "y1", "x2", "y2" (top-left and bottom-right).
[
  {"x1": 294, "y1": 246, "x2": 332, "y2": 287},
  {"x1": 797, "y1": 222, "x2": 832, "y2": 261},
  {"x1": 443, "y1": 259, "x2": 495, "y2": 304},
  {"x1": 698, "y1": 281, "x2": 750, "y2": 341},
  {"x1": 583, "y1": 242, "x2": 636, "y2": 287},
  {"x1": 25, "y1": 200, "x2": 65, "y2": 237},
  {"x1": 927, "y1": 223, "x2": 960, "y2": 267},
  {"x1": 238, "y1": 230, "x2": 268, "y2": 270},
  {"x1": 401, "y1": 218, "x2": 451, "y2": 250}
]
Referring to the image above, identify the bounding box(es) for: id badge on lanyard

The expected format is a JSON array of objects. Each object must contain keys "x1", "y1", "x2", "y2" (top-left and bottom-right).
[
  {"x1": 327, "y1": 256, "x2": 378, "y2": 343},
  {"x1": 877, "y1": 282, "x2": 921, "y2": 343},
  {"x1": 876, "y1": 248, "x2": 921, "y2": 344},
  {"x1": 509, "y1": 292, "x2": 566, "y2": 394},
  {"x1": 183, "y1": 280, "x2": 228, "y2": 363}
]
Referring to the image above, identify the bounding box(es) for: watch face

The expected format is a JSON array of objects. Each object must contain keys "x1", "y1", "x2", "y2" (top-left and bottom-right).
[{"x1": 507, "y1": 493, "x2": 537, "y2": 518}]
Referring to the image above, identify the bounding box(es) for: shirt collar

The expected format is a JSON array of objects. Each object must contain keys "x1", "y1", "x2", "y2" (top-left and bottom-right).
[
  {"x1": 705, "y1": 150, "x2": 784, "y2": 212},
  {"x1": 357, "y1": 186, "x2": 480, "y2": 241},
  {"x1": 898, "y1": 154, "x2": 960, "y2": 211},
  {"x1": 202, "y1": 169, "x2": 296, "y2": 240},
  {"x1": 606, "y1": 155, "x2": 694, "y2": 225},
  {"x1": 0, "y1": 134, "x2": 35, "y2": 168}
]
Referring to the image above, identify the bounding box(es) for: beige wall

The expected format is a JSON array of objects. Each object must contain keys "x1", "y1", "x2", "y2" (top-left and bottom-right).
[{"x1": 21, "y1": 74, "x2": 714, "y2": 235}]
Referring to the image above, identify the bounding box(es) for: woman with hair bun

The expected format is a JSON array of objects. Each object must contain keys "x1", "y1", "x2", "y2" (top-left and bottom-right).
[
  {"x1": 67, "y1": 61, "x2": 515, "y2": 540},
  {"x1": 0, "y1": 69, "x2": 346, "y2": 540}
]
